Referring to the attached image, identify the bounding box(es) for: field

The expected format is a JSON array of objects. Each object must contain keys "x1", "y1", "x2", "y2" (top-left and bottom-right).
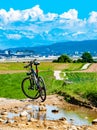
[{"x1": 0, "y1": 62, "x2": 97, "y2": 106}]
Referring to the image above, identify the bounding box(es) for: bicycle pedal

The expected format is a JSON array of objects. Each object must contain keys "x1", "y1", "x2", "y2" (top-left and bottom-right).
[{"x1": 38, "y1": 87, "x2": 42, "y2": 91}]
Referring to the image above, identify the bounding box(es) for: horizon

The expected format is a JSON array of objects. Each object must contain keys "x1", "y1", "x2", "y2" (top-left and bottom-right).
[{"x1": 0, "y1": 0, "x2": 97, "y2": 49}]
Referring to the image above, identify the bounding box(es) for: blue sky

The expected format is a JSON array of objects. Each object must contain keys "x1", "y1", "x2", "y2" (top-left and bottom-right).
[{"x1": 0, "y1": 0, "x2": 97, "y2": 49}]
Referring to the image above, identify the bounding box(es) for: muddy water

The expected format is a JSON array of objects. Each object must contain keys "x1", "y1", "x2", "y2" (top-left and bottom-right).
[{"x1": 7, "y1": 104, "x2": 97, "y2": 126}]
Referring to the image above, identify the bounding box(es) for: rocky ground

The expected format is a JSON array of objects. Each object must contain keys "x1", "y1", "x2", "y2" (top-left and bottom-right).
[{"x1": 0, "y1": 94, "x2": 97, "y2": 130}]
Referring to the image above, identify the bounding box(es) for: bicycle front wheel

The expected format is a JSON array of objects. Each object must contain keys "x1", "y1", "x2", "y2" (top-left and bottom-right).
[
  {"x1": 21, "y1": 77, "x2": 40, "y2": 99},
  {"x1": 38, "y1": 76, "x2": 46, "y2": 102}
]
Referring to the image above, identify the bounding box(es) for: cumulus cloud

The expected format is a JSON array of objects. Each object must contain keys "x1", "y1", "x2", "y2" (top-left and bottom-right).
[
  {"x1": 60, "y1": 9, "x2": 78, "y2": 20},
  {"x1": 0, "y1": 5, "x2": 97, "y2": 47},
  {"x1": 0, "y1": 8, "x2": 22, "y2": 23}
]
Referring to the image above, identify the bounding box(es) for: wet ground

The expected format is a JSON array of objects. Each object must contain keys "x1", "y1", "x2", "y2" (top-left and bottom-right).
[{"x1": 0, "y1": 95, "x2": 97, "y2": 130}]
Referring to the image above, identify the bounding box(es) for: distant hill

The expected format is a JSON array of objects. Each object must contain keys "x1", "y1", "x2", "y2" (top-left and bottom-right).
[{"x1": 4, "y1": 40, "x2": 97, "y2": 56}]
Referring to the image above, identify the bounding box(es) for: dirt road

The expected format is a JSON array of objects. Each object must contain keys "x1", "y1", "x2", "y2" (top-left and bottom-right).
[{"x1": 81, "y1": 63, "x2": 97, "y2": 72}]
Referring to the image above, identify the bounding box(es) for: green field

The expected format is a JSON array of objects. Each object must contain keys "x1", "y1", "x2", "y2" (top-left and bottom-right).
[
  {"x1": 0, "y1": 62, "x2": 83, "y2": 71},
  {"x1": 0, "y1": 71, "x2": 54, "y2": 99},
  {"x1": 0, "y1": 62, "x2": 97, "y2": 106}
]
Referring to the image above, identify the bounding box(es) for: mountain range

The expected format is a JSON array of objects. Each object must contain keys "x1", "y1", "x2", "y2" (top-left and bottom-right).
[{"x1": 1, "y1": 40, "x2": 97, "y2": 57}]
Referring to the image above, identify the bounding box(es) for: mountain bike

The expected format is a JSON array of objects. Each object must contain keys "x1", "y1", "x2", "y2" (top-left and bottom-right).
[{"x1": 21, "y1": 59, "x2": 46, "y2": 102}]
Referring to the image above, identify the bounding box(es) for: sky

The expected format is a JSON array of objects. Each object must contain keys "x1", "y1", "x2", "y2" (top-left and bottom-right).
[{"x1": 0, "y1": 0, "x2": 97, "y2": 49}]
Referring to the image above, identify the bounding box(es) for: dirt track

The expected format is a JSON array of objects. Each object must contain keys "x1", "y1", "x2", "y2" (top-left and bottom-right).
[{"x1": 81, "y1": 63, "x2": 97, "y2": 72}]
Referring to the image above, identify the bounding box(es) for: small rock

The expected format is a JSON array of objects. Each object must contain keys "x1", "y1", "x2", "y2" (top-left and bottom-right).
[
  {"x1": 25, "y1": 105, "x2": 32, "y2": 110},
  {"x1": 59, "y1": 117, "x2": 66, "y2": 121},
  {"x1": 20, "y1": 110, "x2": 28, "y2": 117},
  {"x1": 0, "y1": 118, "x2": 4, "y2": 122},
  {"x1": 92, "y1": 118, "x2": 97, "y2": 125},
  {"x1": 39, "y1": 106, "x2": 46, "y2": 111},
  {"x1": 1, "y1": 111, "x2": 8, "y2": 115},
  {"x1": 52, "y1": 109, "x2": 59, "y2": 113},
  {"x1": 30, "y1": 117, "x2": 38, "y2": 122}
]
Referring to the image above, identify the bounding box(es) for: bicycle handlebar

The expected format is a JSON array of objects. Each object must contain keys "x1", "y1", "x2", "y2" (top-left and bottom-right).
[{"x1": 24, "y1": 59, "x2": 37, "y2": 68}]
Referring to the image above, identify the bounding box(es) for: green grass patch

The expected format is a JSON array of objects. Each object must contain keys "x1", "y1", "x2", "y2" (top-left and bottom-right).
[
  {"x1": 62, "y1": 72, "x2": 97, "y2": 106},
  {"x1": 0, "y1": 71, "x2": 54, "y2": 99},
  {"x1": 0, "y1": 62, "x2": 24, "y2": 70},
  {"x1": 0, "y1": 62, "x2": 83, "y2": 71},
  {"x1": 63, "y1": 63, "x2": 84, "y2": 71}
]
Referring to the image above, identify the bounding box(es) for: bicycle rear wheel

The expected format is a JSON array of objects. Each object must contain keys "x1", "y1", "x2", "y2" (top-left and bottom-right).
[
  {"x1": 38, "y1": 76, "x2": 46, "y2": 102},
  {"x1": 21, "y1": 77, "x2": 40, "y2": 99}
]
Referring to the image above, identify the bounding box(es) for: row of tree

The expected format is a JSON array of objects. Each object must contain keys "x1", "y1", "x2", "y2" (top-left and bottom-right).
[{"x1": 53, "y1": 52, "x2": 95, "y2": 63}]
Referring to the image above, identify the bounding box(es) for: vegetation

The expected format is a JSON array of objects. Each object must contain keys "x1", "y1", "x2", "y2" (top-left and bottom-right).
[
  {"x1": 0, "y1": 61, "x2": 97, "y2": 106},
  {"x1": 63, "y1": 72, "x2": 97, "y2": 106},
  {"x1": 0, "y1": 62, "x2": 83, "y2": 71},
  {"x1": 81, "y1": 52, "x2": 93, "y2": 62},
  {"x1": 53, "y1": 52, "x2": 95, "y2": 63},
  {"x1": 0, "y1": 71, "x2": 54, "y2": 99},
  {"x1": 53, "y1": 54, "x2": 72, "y2": 63},
  {"x1": 76, "y1": 52, "x2": 94, "y2": 63}
]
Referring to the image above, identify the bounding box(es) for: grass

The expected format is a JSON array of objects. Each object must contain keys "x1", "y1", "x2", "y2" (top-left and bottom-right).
[
  {"x1": 0, "y1": 62, "x2": 83, "y2": 71},
  {"x1": 0, "y1": 73, "x2": 26, "y2": 99},
  {"x1": 0, "y1": 62, "x2": 97, "y2": 106},
  {"x1": 0, "y1": 70, "x2": 55, "y2": 99},
  {"x1": 63, "y1": 63, "x2": 84, "y2": 71},
  {"x1": 0, "y1": 62, "x2": 24, "y2": 70},
  {"x1": 61, "y1": 72, "x2": 97, "y2": 106}
]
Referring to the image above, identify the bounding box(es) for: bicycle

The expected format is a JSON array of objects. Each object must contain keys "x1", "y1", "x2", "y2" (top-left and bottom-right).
[{"x1": 21, "y1": 59, "x2": 46, "y2": 102}]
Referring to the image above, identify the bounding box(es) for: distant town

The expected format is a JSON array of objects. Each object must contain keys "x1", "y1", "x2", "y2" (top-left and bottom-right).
[
  {"x1": 0, "y1": 49, "x2": 59, "y2": 62},
  {"x1": 0, "y1": 49, "x2": 97, "y2": 62}
]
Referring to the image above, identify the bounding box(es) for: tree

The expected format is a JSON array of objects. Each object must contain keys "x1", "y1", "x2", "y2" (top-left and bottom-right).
[
  {"x1": 53, "y1": 54, "x2": 72, "y2": 63},
  {"x1": 81, "y1": 52, "x2": 93, "y2": 63}
]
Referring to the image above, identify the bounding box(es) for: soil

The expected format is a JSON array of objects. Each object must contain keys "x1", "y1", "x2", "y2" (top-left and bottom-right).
[
  {"x1": 0, "y1": 63, "x2": 97, "y2": 129},
  {"x1": 0, "y1": 95, "x2": 97, "y2": 130}
]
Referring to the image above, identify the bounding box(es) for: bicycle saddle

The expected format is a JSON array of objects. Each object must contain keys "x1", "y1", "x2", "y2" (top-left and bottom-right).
[{"x1": 34, "y1": 62, "x2": 40, "y2": 65}]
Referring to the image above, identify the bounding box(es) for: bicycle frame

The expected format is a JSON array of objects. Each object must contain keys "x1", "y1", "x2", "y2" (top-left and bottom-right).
[{"x1": 27, "y1": 62, "x2": 39, "y2": 89}]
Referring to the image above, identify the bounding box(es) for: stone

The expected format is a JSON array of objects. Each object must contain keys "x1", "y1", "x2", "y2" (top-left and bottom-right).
[
  {"x1": 52, "y1": 109, "x2": 59, "y2": 113},
  {"x1": 39, "y1": 106, "x2": 46, "y2": 111},
  {"x1": 59, "y1": 117, "x2": 66, "y2": 121},
  {"x1": 92, "y1": 118, "x2": 97, "y2": 125},
  {"x1": 0, "y1": 118, "x2": 4, "y2": 122},
  {"x1": 25, "y1": 104, "x2": 32, "y2": 110},
  {"x1": 20, "y1": 110, "x2": 28, "y2": 117}
]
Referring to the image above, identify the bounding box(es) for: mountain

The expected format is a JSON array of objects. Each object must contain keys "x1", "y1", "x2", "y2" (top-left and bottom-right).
[{"x1": 4, "y1": 40, "x2": 97, "y2": 56}]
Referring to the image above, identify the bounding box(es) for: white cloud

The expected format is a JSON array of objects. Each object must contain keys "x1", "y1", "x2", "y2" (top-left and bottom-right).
[
  {"x1": 0, "y1": 8, "x2": 22, "y2": 23},
  {"x1": 40, "y1": 12, "x2": 58, "y2": 21},
  {"x1": 6, "y1": 34, "x2": 22, "y2": 40},
  {"x1": 60, "y1": 9, "x2": 78, "y2": 20},
  {"x1": 88, "y1": 11, "x2": 97, "y2": 23},
  {"x1": 0, "y1": 5, "x2": 97, "y2": 45},
  {"x1": 22, "y1": 5, "x2": 43, "y2": 21},
  {"x1": 0, "y1": 5, "x2": 44, "y2": 23},
  {"x1": 72, "y1": 31, "x2": 86, "y2": 37}
]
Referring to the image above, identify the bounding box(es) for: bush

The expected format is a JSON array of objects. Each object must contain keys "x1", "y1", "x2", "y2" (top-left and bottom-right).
[
  {"x1": 53, "y1": 54, "x2": 72, "y2": 63},
  {"x1": 81, "y1": 52, "x2": 93, "y2": 63}
]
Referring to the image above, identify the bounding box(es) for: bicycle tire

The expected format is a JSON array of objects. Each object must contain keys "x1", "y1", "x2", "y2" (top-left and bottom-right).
[
  {"x1": 21, "y1": 77, "x2": 40, "y2": 99},
  {"x1": 38, "y1": 76, "x2": 46, "y2": 102}
]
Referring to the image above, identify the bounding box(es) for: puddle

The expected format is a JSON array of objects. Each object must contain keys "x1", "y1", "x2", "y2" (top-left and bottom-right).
[
  {"x1": 6, "y1": 105, "x2": 97, "y2": 126},
  {"x1": 45, "y1": 105, "x2": 92, "y2": 125}
]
